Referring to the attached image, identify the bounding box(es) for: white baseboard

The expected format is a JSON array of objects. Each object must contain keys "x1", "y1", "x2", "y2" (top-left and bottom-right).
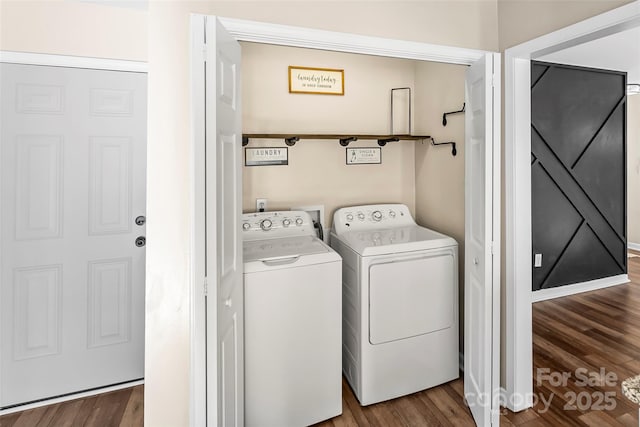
[
  {"x1": 628, "y1": 242, "x2": 640, "y2": 251},
  {"x1": 532, "y1": 274, "x2": 629, "y2": 303},
  {"x1": 0, "y1": 379, "x2": 144, "y2": 415}
]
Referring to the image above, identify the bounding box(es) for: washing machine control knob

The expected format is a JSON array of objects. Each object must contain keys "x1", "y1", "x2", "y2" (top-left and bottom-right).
[
  {"x1": 346, "y1": 214, "x2": 354, "y2": 221},
  {"x1": 372, "y1": 210, "x2": 382, "y2": 221},
  {"x1": 282, "y1": 219, "x2": 291, "y2": 227},
  {"x1": 389, "y1": 210, "x2": 396, "y2": 218},
  {"x1": 295, "y1": 217, "x2": 304, "y2": 226},
  {"x1": 357, "y1": 212, "x2": 365, "y2": 220},
  {"x1": 242, "y1": 222, "x2": 251, "y2": 231},
  {"x1": 260, "y1": 219, "x2": 272, "y2": 231}
]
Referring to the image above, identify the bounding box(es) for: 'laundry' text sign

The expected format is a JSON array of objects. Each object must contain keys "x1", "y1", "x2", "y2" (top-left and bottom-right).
[{"x1": 245, "y1": 147, "x2": 288, "y2": 166}]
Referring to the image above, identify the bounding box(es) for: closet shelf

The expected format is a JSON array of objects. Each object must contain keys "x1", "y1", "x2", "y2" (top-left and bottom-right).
[{"x1": 242, "y1": 133, "x2": 431, "y2": 147}]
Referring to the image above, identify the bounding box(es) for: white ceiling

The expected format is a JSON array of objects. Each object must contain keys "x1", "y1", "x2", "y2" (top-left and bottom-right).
[{"x1": 538, "y1": 26, "x2": 640, "y2": 84}]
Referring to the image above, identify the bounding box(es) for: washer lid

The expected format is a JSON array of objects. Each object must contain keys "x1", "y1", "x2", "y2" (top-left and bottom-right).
[
  {"x1": 243, "y1": 235, "x2": 340, "y2": 272},
  {"x1": 335, "y1": 225, "x2": 457, "y2": 256}
]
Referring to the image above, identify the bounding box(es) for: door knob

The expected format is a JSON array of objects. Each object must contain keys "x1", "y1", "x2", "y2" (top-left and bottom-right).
[
  {"x1": 135, "y1": 236, "x2": 146, "y2": 247},
  {"x1": 135, "y1": 216, "x2": 146, "y2": 226}
]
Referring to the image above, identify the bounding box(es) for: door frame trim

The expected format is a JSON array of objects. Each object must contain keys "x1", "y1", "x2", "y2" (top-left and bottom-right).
[
  {"x1": 504, "y1": 1, "x2": 640, "y2": 412},
  {"x1": 0, "y1": 51, "x2": 147, "y2": 411},
  {"x1": 190, "y1": 16, "x2": 500, "y2": 425},
  {"x1": 0, "y1": 51, "x2": 147, "y2": 72}
]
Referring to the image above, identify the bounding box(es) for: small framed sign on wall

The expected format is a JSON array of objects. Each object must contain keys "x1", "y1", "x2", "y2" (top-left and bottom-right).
[
  {"x1": 288, "y1": 66, "x2": 344, "y2": 95},
  {"x1": 245, "y1": 147, "x2": 288, "y2": 166},
  {"x1": 346, "y1": 147, "x2": 381, "y2": 165}
]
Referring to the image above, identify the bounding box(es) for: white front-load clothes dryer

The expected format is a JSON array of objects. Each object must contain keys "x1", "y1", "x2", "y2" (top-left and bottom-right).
[
  {"x1": 330, "y1": 204, "x2": 459, "y2": 406},
  {"x1": 242, "y1": 211, "x2": 342, "y2": 427}
]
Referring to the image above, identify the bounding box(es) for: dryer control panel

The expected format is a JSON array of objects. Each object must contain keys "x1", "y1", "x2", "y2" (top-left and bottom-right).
[
  {"x1": 332, "y1": 204, "x2": 416, "y2": 235},
  {"x1": 242, "y1": 211, "x2": 315, "y2": 241}
]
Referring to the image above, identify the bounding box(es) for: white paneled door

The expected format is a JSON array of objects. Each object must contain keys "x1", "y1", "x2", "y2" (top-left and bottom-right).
[
  {"x1": 464, "y1": 53, "x2": 500, "y2": 426},
  {"x1": 202, "y1": 17, "x2": 244, "y2": 426},
  {"x1": 0, "y1": 63, "x2": 147, "y2": 408}
]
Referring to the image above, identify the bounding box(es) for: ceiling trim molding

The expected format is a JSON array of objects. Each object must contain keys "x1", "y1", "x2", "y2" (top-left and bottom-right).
[{"x1": 217, "y1": 17, "x2": 488, "y2": 65}]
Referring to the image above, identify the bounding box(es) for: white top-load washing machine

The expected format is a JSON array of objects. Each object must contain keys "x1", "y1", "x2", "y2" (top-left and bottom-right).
[
  {"x1": 330, "y1": 204, "x2": 459, "y2": 406},
  {"x1": 242, "y1": 210, "x2": 342, "y2": 427}
]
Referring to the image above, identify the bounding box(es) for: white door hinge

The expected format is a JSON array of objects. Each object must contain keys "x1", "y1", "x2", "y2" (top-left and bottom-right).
[
  {"x1": 490, "y1": 241, "x2": 494, "y2": 255},
  {"x1": 204, "y1": 277, "x2": 208, "y2": 296},
  {"x1": 203, "y1": 44, "x2": 207, "y2": 62}
]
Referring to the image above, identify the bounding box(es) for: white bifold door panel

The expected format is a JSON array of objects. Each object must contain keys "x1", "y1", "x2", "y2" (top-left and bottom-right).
[
  {"x1": 0, "y1": 63, "x2": 147, "y2": 408},
  {"x1": 202, "y1": 17, "x2": 244, "y2": 427},
  {"x1": 464, "y1": 53, "x2": 500, "y2": 426}
]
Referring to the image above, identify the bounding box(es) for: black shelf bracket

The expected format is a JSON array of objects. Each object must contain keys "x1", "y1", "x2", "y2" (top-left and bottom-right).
[
  {"x1": 378, "y1": 137, "x2": 400, "y2": 147},
  {"x1": 285, "y1": 136, "x2": 299, "y2": 146},
  {"x1": 339, "y1": 136, "x2": 358, "y2": 147},
  {"x1": 430, "y1": 137, "x2": 457, "y2": 156},
  {"x1": 242, "y1": 136, "x2": 249, "y2": 147},
  {"x1": 442, "y1": 102, "x2": 465, "y2": 126}
]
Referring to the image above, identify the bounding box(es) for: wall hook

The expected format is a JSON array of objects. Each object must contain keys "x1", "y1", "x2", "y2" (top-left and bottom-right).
[
  {"x1": 430, "y1": 137, "x2": 457, "y2": 156},
  {"x1": 378, "y1": 137, "x2": 399, "y2": 147},
  {"x1": 442, "y1": 102, "x2": 465, "y2": 126},
  {"x1": 285, "y1": 136, "x2": 299, "y2": 146},
  {"x1": 340, "y1": 136, "x2": 358, "y2": 147}
]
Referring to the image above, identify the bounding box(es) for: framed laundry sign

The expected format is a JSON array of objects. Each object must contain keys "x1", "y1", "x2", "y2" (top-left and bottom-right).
[
  {"x1": 288, "y1": 66, "x2": 344, "y2": 95},
  {"x1": 346, "y1": 147, "x2": 381, "y2": 165},
  {"x1": 245, "y1": 147, "x2": 288, "y2": 166}
]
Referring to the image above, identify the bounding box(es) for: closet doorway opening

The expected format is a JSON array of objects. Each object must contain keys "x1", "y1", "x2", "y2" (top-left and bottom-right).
[{"x1": 191, "y1": 16, "x2": 500, "y2": 427}]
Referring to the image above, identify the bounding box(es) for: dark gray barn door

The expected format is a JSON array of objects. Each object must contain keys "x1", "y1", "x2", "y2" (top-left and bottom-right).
[{"x1": 531, "y1": 61, "x2": 627, "y2": 291}]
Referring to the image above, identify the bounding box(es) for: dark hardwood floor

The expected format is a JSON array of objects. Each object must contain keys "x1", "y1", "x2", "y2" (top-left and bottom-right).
[
  {"x1": 3, "y1": 253, "x2": 640, "y2": 426},
  {"x1": 0, "y1": 385, "x2": 142, "y2": 427}
]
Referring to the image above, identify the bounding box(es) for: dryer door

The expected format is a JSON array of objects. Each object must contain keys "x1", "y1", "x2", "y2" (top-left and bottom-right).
[{"x1": 368, "y1": 251, "x2": 456, "y2": 345}]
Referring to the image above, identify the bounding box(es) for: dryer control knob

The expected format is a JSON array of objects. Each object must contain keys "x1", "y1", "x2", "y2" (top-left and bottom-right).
[
  {"x1": 282, "y1": 219, "x2": 291, "y2": 227},
  {"x1": 372, "y1": 210, "x2": 382, "y2": 221},
  {"x1": 242, "y1": 222, "x2": 251, "y2": 231},
  {"x1": 260, "y1": 219, "x2": 272, "y2": 230},
  {"x1": 295, "y1": 217, "x2": 304, "y2": 226},
  {"x1": 346, "y1": 214, "x2": 354, "y2": 221},
  {"x1": 357, "y1": 212, "x2": 365, "y2": 220},
  {"x1": 389, "y1": 210, "x2": 396, "y2": 218}
]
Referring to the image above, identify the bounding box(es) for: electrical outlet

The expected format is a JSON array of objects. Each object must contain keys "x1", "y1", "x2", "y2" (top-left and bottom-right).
[
  {"x1": 256, "y1": 198, "x2": 267, "y2": 212},
  {"x1": 534, "y1": 253, "x2": 543, "y2": 268}
]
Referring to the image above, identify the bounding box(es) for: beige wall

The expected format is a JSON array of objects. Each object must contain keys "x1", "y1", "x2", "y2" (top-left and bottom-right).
[
  {"x1": 242, "y1": 42, "x2": 417, "y2": 225},
  {"x1": 497, "y1": 0, "x2": 634, "y2": 50},
  {"x1": 414, "y1": 61, "x2": 467, "y2": 349},
  {"x1": 0, "y1": 0, "x2": 147, "y2": 60},
  {"x1": 147, "y1": 2, "x2": 219, "y2": 425},
  {"x1": 629, "y1": 95, "x2": 640, "y2": 244},
  {"x1": 210, "y1": 1, "x2": 499, "y2": 51},
  {"x1": 414, "y1": 61, "x2": 467, "y2": 255}
]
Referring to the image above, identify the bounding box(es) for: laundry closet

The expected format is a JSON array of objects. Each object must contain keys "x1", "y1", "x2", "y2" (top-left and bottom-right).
[
  {"x1": 241, "y1": 41, "x2": 466, "y2": 256},
  {"x1": 239, "y1": 41, "x2": 469, "y2": 423}
]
